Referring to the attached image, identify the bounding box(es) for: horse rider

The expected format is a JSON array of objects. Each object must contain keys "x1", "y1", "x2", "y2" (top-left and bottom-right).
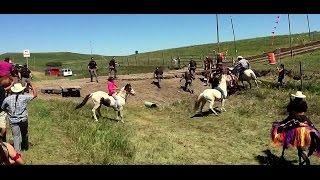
[
  {"x1": 188, "y1": 59, "x2": 197, "y2": 79},
  {"x1": 216, "y1": 53, "x2": 224, "y2": 67},
  {"x1": 108, "y1": 57, "x2": 118, "y2": 78},
  {"x1": 107, "y1": 76, "x2": 119, "y2": 109},
  {"x1": 210, "y1": 62, "x2": 229, "y2": 89},
  {"x1": 235, "y1": 56, "x2": 250, "y2": 78},
  {"x1": 272, "y1": 91, "x2": 319, "y2": 165},
  {"x1": 152, "y1": 67, "x2": 163, "y2": 88}
]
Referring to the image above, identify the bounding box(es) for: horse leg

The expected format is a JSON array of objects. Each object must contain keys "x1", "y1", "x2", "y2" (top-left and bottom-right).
[
  {"x1": 92, "y1": 103, "x2": 100, "y2": 121},
  {"x1": 255, "y1": 80, "x2": 259, "y2": 88},
  {"x1": 298, "y1": 147, "x2": 310, "y2": 165},
  {"x1": 281, "y1": 146, "x2": 286, "y2": 159},
  {"x1": 199, "y1": 99, "x2": 206, "y2": 113},
  {"x1": 97, "y1": 105, "x2": 102, "y2": 118},
  {"x1": 221, "y1": 99, "x2": 226, "y2": 112},
  {"x1": 119, "y1": 109, "x2": 124, "y2": 123},
  {"x1": 209, "y1": 100, "x2": 218, "y2": 116},
  {"x1": 249, "y1": 81, "x2": 252, "y2": 89}
]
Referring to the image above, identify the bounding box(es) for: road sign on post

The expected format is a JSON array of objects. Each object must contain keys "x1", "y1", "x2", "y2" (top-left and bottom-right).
[{"x1": 23, "y1": 49, "x2": 31, "y2": 68}]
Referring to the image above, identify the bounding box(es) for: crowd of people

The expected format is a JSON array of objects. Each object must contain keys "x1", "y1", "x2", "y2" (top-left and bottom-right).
[{"x1": 0, "y1": 57, "x2": 37, "y2": 165}]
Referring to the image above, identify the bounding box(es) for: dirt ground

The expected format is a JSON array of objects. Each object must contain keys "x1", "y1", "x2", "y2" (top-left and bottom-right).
[{"x1": 33, "y1": 68, "x2": 208, "y2": 107}]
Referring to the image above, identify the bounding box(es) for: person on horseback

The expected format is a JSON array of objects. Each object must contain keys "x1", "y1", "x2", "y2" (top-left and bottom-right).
[
  {"x1": 180, "y1": 71, "x2": 194, "y2": 94},
  {"x1": 188, "y1": 59, "x2": 197, "y2": 79},
  {"x1": 108, "y1": 57, "x2": 118, "y2": 78},
  {"x1": 152, "y1": 67, "x2": 163, "y2": 88},
  {"x1": 216, "y1": 53, "x2": 224, "y2": 67},
  {"x1": 107, "y1": 76, "x2": 119, "y2": 109},
  {"x1": 211, "y1": 63, "x2": 228, "y2": 99},
  {"x1": 272, "y1": 91, "x2": 320, "y2": 165},
  {"x1": 235, "y1": 56, "x2": 250, "y2": 78}
]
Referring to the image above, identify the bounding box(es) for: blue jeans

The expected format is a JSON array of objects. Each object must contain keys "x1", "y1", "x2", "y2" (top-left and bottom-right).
[{"x1": 10, "y1": 121, "x2": 28, "y2": 153}]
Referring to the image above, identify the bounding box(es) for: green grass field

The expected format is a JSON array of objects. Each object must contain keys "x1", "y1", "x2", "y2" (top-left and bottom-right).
[
  {"x1": 1, "y1": 31, "x2": 320, "y2": 80},
  {"x1": 18, "y1": 81, "x2": 320, "y2": 164},
  {"x1": 7, "y1": 49, "x2": 318, "y2": 165}
]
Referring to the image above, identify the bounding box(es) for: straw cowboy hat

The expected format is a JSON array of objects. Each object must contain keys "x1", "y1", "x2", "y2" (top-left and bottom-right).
[
  {"x1": 237, "y1": 56, "x2": 243, "y2": 59},
  {"x1": 11, "y1": 83, "x2": 26, "y2": 93},
  {"x1": 291, "y1": 91, "x2": 306, "y2": 99}
]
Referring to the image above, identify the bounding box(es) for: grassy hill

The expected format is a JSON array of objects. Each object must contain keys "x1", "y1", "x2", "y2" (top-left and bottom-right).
[{"x1": 1, "y1": 31, "x2": 320, "y2": 79}]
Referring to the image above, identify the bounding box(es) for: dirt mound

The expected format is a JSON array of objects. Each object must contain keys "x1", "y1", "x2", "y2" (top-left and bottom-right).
[{"x1": 34, "y1": 69, "x2": 208, "y2": 107}]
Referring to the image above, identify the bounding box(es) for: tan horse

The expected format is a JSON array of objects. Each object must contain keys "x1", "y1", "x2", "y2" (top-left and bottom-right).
[
  {"x1": 75, "y1": 84, "x2": 135, "y2": 122},
  {"x1": 194, "y1": 74, "x2": 229, "y2": 115}
]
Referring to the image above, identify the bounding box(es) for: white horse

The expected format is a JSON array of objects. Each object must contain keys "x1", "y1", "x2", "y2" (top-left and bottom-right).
[
  {"x1": 230, "y1": 67, "x2": 261, "y2": 89},
  {"x1": 75, "y1": 84, "x2": 135, "y2": 122},
  {"x1": 194, "y1": 74, "x2": 229, "y2": 115}
]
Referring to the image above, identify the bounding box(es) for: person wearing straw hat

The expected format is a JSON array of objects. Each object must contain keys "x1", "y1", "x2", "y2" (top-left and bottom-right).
[
  {"x1": 1, "y1": 83, "x2": 37, "y2": 153},
  {"x1": 234, "y1": 56, "x2": 250, "y2": 78}
]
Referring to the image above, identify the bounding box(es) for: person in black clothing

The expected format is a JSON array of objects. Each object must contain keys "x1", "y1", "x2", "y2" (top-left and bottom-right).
[
  {"x1": 108, "y1": 57, "x2": 117, "y2": 78},
  {"x1": 277, "y1": 64, "x2": 285, "y2": 88},
  {"x1": 88, "y1": 57, "x2": 98, "y2": 83},
  {"x1": 11, "y1": 64, "x2": 20, "y2": 83},
  {"x1": 19, "y1": 64, "x2": 32, "y2": 93},
  {"x1": 188, "y1": 59, "x2": 197, "y2": 79},
  {"x1": 180, "y1": 71, "x2": 194, "y2": 94},
  {"x1": 151, "y1": 67, "x2": 163, "y2": 88}
]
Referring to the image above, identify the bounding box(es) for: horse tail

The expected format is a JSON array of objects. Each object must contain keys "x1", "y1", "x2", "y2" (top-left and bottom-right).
[
  {"x1": 75, "y1": 93, "x2": 92, "y2": 110},
  {"x1": 194, "y1": 93, "x2": 203, "y2": 111}
]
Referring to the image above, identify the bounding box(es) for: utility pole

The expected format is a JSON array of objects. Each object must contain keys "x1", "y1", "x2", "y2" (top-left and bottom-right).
[
  {"x1": 287, "y1": 14, "x2": 293, "y2": 58},
  {"x1": 306, "y1": 14, "x2": 312, "y2": 41},
  {"x1": 90, "y1": 41, "x2": 93, "y2": 55},
  {"x1": 230, "y1": 16, "x2": 237, "y2": 58},
  {"x1": 216, "y1": 14, "x2": 220, "y2": 52}
]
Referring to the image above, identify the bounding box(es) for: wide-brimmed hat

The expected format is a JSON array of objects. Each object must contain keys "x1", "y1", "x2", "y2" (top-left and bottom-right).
[
  {"x1": 291, "y1": 91, "x2": 306, "y2": 99},
  {"x1": 237, "y1": 56, "x2": 243, "y2": 59},
  {"x1": 10, "y1": 83, "x2": 26, "y2": 93}
]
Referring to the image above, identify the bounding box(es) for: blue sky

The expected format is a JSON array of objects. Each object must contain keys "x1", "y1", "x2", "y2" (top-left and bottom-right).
[{"x1": 1, "y1": 14, "x2": 319, "y2": 56}]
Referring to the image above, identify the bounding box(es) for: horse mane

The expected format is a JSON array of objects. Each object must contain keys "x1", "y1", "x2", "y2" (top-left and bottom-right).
[{"x1": 124, "y1": 83, "x2": 131, "y2": 91}]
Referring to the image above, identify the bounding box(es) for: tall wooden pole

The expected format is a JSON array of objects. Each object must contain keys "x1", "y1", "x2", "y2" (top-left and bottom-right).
[
  {"x1": 300, "y1": 61, "x2": 303, "y2": 91},
  {"x1": 216, "y1": 14, "x2": 220, "y2": 52},
  {"x1": 287, "y1": 14, "x2": 293, "y2": 58},
  {"x1": 306, "y1": 14, "x2": 312, "y2": 41},
  {"x1": 230, "y1": 16, "x2": 237, "y2": 59}
]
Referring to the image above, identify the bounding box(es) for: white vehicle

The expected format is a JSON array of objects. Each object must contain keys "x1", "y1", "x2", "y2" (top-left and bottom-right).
[{"x1": 61, "y1": 68, "x2": 73, "y2": 77}]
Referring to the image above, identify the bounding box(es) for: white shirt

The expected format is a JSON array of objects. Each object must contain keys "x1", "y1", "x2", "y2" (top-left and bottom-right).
[{"x1": 238, "y1": 59, "x2": 249, "y2": 69}]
